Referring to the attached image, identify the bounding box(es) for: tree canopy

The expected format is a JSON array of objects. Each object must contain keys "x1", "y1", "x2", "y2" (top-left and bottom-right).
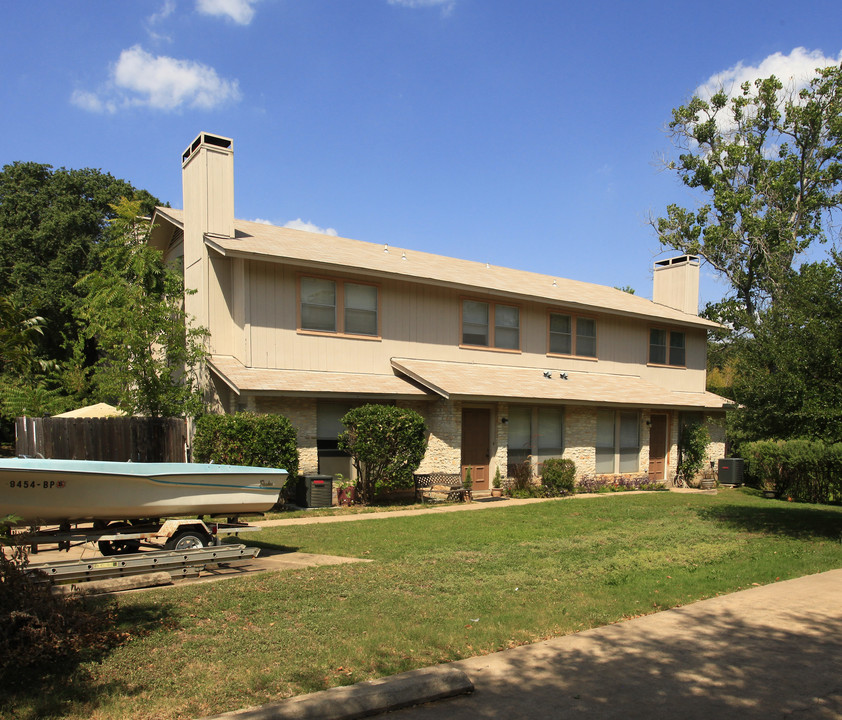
[
  {"x1": 653, "y1": 65, "x2": 842, "y2": 333},
  {"x1": 0, "y1": 162, "x2": 160, "y2": 367},
  {"x1": 731, "y1": 258, "x2": 842, "y2": 444},
  {"x1": 655, "y1": 63, "x2": 842, "y2": 449},
  {"x1": 76, "y1": 198, "x2": 207, "y2": 418}
]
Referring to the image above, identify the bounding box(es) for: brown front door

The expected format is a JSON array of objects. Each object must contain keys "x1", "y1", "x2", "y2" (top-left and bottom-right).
[
  {"x1": 461, "y1": 408, "x2": 491, "y2": 490},
  {"x1": 648, "y1": 413, "x2": 668, "y2": 481}
]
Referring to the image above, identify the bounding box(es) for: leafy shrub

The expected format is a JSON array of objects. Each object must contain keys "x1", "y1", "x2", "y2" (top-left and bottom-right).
[
  {"x1": 192, "y1": 412, "x2": 299, "y2": 482},
  {"x1": 576, "y1": 475, "x2": 667, "y2": 494},
  {"x1": 540, "y1": 458, "x2": 576, "y2": 496},
  {"x1": 676, "y1": 422, "x2": 710, "y2": 486},
  {"x1": 506, "y1": 458, "x2": 534, "y2": 495},
  {"x1": 742, "y1": 438, "x2": 842, "y2": 503},
  {"x1": 339, "y1": 405, "x2": 427, "y2": 505}
]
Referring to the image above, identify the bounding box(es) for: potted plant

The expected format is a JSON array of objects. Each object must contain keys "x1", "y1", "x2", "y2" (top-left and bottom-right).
[
  {"x1": 335, "y1": 474, "x2": 357, "y2": 506},
  {"x1": 491, "y1": 467, "x2": 504, "y2": 497},
  {"x1": 463, "y1": 466, "x2": 473, "y2": 501}
]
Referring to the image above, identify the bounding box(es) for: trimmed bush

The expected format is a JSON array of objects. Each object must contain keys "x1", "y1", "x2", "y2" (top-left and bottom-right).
[
  {"x1": 192, "y1": 412, "x2": 299, "y2": 481},
  {"x1": 742, "y1": 439, "x2": 842, "y2": 504},
  {"x1": 339, "y1": 405, "x2": 427, "y2": 505},
  {"x1": 540, "y1": 458, "x2": 576, "y2": 496}
]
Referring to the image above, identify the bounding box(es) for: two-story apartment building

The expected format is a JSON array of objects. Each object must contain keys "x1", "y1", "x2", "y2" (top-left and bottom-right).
[{"x1": 150, "y1": 132, "x2": 728, "y2": 490}]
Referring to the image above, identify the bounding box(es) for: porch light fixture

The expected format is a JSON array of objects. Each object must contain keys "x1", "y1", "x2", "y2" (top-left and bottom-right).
[{"x1": 501, "y1": 417, "x2": 508, "y2": 424}]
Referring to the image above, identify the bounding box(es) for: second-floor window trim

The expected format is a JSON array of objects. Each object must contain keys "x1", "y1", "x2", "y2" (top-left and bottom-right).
[
  {"x1": 548, "y1": 311, "x2": 597, "y2": 359},
  {"x1": 649, "y1": 328, "x2": 685, "y2": 367},
  {"x1": 461, "y1": 298, "x2": 521, "y2": 352},
  {"x1": 299, "y1": 275, "x2": 380, "y2": 338}
]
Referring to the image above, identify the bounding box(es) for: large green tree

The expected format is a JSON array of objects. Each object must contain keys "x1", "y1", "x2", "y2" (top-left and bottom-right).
[
  {"x1": 731, "y1": 258, "x2": 842, "y2": 445},
  {"x1": 76, "y1": 198, "x2": 207, "y2": 418},
  {"x1": 653, "y1": 64, "x2": 842, "y2": 333},
  {"x1": 0, "y1": 162, "x2": 160, "y2": 368}
]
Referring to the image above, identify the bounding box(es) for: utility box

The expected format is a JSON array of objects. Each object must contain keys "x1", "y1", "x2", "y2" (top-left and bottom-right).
[
  {"x1": 718, "y1": 458, "x2": 744, "y2": 486},
  {"x1": 296, "y1": 475, "x2": 334, "y2": 508}
]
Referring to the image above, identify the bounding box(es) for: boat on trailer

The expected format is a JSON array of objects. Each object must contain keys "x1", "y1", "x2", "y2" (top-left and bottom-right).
[{"x1": 0, "y1": 458, "x2": 288, "y2": 525}]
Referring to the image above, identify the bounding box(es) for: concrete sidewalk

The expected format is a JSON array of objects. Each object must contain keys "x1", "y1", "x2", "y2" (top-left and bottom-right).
[{"x1": 388, "y1": 568, "x2": 842, "y2": 720}]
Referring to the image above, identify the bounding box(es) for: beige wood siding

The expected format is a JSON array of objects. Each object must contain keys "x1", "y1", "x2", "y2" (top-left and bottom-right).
[{"x1": 230, "y1": 257, "x2": 709, "y2": 394}]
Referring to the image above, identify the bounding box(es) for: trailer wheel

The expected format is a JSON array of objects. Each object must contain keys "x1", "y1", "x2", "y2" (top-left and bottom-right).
[
  {"x1": 165, "y1": 529, "x2": 210, "y2": 551},
  {"x1": 98, "y1": 523, "x2": 141, "y2": 556}
]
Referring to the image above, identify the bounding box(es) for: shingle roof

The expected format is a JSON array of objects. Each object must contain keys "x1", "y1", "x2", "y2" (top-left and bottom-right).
[
  {"x1": 208, "y1": 354, "x2": 729, "y2": 410},
  {"x1": 391, "y1": 357, "x2": 730, "y2": 410},
  {"x1": 154, "y1": 207, "x2": 718, "y2": 330},
  {"x1": 208, "y1": 356, "x2": 429, "y2": 397}
]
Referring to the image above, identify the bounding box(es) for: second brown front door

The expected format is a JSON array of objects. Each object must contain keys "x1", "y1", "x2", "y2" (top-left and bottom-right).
[
  {"x1": 648, "y1": 413, "x2": 668, "y2": 481},
  {"x1": 461, "y1": 408, "x2": 491, "y2": 491}
]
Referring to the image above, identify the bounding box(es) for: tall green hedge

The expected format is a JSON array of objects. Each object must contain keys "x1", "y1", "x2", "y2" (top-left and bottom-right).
[
  {"x1": 742, "y1": 439, "x2": 842, "y2": 504},
  {"x1": 192, "y1": 412, "x2": 299, "y2": 480}
]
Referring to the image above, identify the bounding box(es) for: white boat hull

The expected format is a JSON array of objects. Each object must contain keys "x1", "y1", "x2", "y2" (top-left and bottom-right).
[{"x1": 0, "y1": 459, "x2": 288, "y2": 524}]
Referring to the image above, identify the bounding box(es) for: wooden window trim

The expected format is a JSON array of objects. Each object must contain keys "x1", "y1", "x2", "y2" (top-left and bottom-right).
[
  {"x1": 297, "y1": 274, "x2": 382, "y2": 340},
  {"x1": 459, "y1": 296, "x2": 522, "y2": 353},
  {"x1": 647, "y1": 326, "x2": 686, "y2": 368},
  {"x1": 546, "y1": 310, "x2": 599, "y2": 360}
]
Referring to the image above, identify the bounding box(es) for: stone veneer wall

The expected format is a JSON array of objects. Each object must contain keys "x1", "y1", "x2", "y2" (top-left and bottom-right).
[
  {"x1": 704, "y1": 413, "x2": 727, "y2": 467},
  {"x1": 252, "y1": 396, "x2": 318, "y2": 474},
  {"x1": 491, "y1": 403, "x2": 508, "y2": 482},
  {"x1": 216, "y1": 394, "x2": 726, "y2": 489},
  {"x1": 402, "y1": 398, "x2": 462, "y2": 474},
  {"x1": 563, "y1": 406, "x2": 596, "y2": 477}
]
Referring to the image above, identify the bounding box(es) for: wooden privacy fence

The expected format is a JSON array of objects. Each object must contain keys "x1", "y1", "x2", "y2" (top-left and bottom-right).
[{"x1": 15, "y1": 417, "x2": 188, "y2": 462}]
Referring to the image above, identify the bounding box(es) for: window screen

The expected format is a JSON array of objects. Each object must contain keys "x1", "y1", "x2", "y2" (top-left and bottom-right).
[
  {"x1": 463, "y1": 300, "x2": 489, "y2": 346},
  {"x1": 344, "y1": 283, "x2": 378, "y2": 336},
  {"x1": 301, "y1": 277, "x2": 336, "y2": 332}
]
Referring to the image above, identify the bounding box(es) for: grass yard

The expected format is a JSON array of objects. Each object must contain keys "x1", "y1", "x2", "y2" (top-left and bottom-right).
[{"x1": 7, "y1": 489, "x2": 842, "y2": 719}]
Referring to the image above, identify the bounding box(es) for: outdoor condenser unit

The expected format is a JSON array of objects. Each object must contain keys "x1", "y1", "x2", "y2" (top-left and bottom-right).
[
  {"x1": 718, "y1": 458, "x2": 744, "y2": 486},
  {"x1": 297, "y1": 474, "x2": 334, "y2": 508}
]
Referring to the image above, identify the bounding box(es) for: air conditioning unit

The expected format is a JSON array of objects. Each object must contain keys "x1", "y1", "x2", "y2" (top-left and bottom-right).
[{"x1": 718, "y1": 458, "x2": 744, "y2": 486}]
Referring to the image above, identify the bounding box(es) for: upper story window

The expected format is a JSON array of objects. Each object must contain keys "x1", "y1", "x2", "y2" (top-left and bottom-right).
[
  {"x1": 548, "y1": 312, "x2": 597, "y2": 358},
  {"x1": 300, "y1": 276, "x2": 379, "y2": 337},
  {"x1": 649, "y1": 328, "x2": 685, "y2": 366},
  {"x1": 462, "y1": 300, "x2": 520, "y2": 351}
]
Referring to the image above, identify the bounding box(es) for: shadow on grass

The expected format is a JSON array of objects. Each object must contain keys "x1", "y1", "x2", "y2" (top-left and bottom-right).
[
  {"x1": 392, "y1": 595, "x2": 842, "y2": 719},
  {"x1": 696, "y1": 500, "x2": 842, "y2": 541},
  {"x1": 2, "y1": 599, "x2": 176, "y2": 720}
]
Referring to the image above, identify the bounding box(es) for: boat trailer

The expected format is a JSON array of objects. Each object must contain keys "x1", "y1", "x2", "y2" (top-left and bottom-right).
[{"x1": 26, "y1": 544, "x2": 261, "y2": 587}]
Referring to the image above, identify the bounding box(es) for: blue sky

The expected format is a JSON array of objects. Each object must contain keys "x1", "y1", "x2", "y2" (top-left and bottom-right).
[{"x1": 2, "y1": 0, "x2": 840, "y2": 307}]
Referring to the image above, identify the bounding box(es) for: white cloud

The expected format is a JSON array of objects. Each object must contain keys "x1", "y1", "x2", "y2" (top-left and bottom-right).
[
  {"x1": 196, "y1": 0, "x2": 257, "y2": 25},
  {"x1": 284, "y1": 218, "x2": 338, "y2": 236},
  {"x1": 148, "y1": 0, "x2": 176, "y2": 25},
  {"x1": 388, "y1": 0, "x2": 455, "y2": 14},
  {"x1": 72, "y1": 45, "x2": 241, "y2": 113},
  {"x1": 695, "y1": 47, "x2": 842, "y2": 103}
]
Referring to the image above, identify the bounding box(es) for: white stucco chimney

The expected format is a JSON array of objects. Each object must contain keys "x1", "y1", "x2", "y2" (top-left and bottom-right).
[{"x1": 653, "y1": 255, "x2": 700, "y2": 315}]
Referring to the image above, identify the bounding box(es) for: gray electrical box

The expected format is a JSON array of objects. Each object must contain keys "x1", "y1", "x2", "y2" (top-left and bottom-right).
[{"x1": 718, "y1": 458, "x2": 744, "y2": 486}]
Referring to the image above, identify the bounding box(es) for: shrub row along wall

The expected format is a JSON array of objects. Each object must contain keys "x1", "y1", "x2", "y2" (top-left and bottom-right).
[{"x1": 743, "y1": 439, "x2": 842, "y2": 504}]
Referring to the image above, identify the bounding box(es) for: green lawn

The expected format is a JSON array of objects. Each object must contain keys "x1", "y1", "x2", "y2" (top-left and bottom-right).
[{"x1": 8, "y1": 489, "x2": 842, "y2": 720}]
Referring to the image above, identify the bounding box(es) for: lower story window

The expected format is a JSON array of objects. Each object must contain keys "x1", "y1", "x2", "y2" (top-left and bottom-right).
[
  {"x1": 507, "y1": 406, "x2": 565, "y2": 474},
  {"x1": 595, "y1": 409, "x2": 640, "y2": 474}
]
